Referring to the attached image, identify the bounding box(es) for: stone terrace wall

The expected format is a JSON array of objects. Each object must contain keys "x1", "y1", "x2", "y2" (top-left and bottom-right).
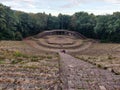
[{"x1": 34, "y1": 29, "x2": 86, "y2": 39}]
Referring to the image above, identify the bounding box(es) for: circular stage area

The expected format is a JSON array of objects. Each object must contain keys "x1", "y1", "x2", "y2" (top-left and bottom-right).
[
  {"x1": 46, "y1": 35, "x2": 75, "y2": 45},
  {"x1": 30, "y1": 30, "x2": 93, "y2": 52}
]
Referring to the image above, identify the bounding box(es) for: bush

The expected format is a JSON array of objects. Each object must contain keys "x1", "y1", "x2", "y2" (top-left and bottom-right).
[
  {"x1": 13, "y1": 51, "x2": 28, "y2": 58},
  {"x1": 11, "y1": 59, "x2": 22, "y2": 64},
  {"x1": 47, "y1": 56, "x2": 52, "y2": 59},
  {"x1": 0, "y1": 59, "x2": 5, "y2": 64},
  {"x1": 31, "y1": 58, "x2": 39, "y2": 62}
]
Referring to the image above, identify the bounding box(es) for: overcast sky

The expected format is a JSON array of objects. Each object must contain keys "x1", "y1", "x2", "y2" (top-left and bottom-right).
[{"x1": 0, "y1": 0, "x2": 120, "y2": 16}]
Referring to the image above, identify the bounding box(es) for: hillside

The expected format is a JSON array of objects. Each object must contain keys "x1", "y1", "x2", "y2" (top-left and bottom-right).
[
  {"x1": 0, "y1": 30, "x2": 119, "y2": 89},
  {"x1": 0, "y1": 41, "x2": 60, "y2": 89}
]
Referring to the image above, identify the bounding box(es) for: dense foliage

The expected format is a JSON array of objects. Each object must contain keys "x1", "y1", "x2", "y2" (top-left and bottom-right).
[{"x1": 0, "y1": 3, "x2": 120, "y2": 42}]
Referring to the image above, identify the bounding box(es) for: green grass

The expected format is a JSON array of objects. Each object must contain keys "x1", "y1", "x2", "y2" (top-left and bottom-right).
[
  {"x1": 78, "y1": 87, "x2": 86, "y2": 90},
  {"x1": 31, "y1": 58, "x2": 39, "y2": 62},
  {"x1": 46, "y1": 56, "x2": 52, "y2": 59},
  {"x1": 11, "y1": 59, "x2": 23, "y2": 64},
  {"x1": 22, "y1": 65, "x2": 39, "y2": 69},
  {"x1": 13, "y1": 51, "x2": 29, "y2": 58},
  {"x1": 0, "y1": 59, "x2": 5, "y2": 64}
]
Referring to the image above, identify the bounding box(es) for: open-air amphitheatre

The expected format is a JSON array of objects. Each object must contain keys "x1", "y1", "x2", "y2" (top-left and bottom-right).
[
  {"x1": 0, "y1": 29, "x2": 120, "y2": 90},
  {"x1": 25, "y1": 29, "x2": 94, "y2": 53}
]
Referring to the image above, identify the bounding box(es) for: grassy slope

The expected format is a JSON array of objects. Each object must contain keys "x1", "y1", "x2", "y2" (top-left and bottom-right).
[
  {"x1": 71, "y1": 43, "x2": 120, "y2": 75},
  {"x1": 0, "y1": 41, "x2": 60, "y2": 89}
]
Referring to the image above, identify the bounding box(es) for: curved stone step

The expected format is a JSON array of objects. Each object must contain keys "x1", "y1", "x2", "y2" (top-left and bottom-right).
[{"x1": 37, "y1": 38, "x2": 84, "y2": 49}]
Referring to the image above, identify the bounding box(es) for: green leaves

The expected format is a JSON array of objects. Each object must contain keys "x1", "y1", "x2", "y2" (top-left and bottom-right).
[{"x1": 0, "y1": 3, "x2": 120, "y2": 42}]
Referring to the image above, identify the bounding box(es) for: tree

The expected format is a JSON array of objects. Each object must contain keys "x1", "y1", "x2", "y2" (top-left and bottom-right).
[
  {"x1": 15, "y1": 32, "x2": 23, "y2": 40},
  {"x1": 0, "y1": 3, "x2": 120, "y2": 42},
  {"x1": 70, "y1": 12, "x2": 95, "y2": 38},
  {"x1": 58, "y1": 14, "x2": 71, "y2": 29},
  {"x1": 46, "y1": 14, "x2": 59, "y2": 30}
]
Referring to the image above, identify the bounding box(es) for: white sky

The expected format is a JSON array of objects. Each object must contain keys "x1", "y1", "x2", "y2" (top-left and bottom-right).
[{"x1": 0, "y1": 0, "x2": 120, "y2": 16}]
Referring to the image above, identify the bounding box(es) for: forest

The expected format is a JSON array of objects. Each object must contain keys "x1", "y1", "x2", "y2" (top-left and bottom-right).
[{"x1": 0, "y1": 3, "x2": 120, "y2": 42}]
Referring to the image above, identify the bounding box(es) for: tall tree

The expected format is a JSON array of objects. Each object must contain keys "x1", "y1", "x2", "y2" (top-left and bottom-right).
[{"x1": 0, "y1": 3, "x2": 120, "y2": 42}]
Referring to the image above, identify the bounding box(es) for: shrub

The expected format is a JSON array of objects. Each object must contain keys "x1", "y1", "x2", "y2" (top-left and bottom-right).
[
  {"x1": 13, "y1": 51, "x2": 29, "y2": 58},
  {"x1": 31, "y1": 58, "x2": 39, "y2": 62},
  {"x1": 11, "y1": 59, "x2": 22, "y2": 64},
  {"x1": 13, "y1": 51, "x2": 23, "y2": 57},
  {"x1": 22, "y1": 65, "x2": 39, "y2": 69},
  {"x1": 0, "y1": 59, "x2": 5, "y2": 64},
  {"x1": 47, "y1": 56, "x2": 52, "y2": 59}
]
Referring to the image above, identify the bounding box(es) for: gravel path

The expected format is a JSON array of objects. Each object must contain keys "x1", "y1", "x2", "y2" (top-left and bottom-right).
[{"x1": 59, "y1": 52, "x2": 120, "y2": 90}]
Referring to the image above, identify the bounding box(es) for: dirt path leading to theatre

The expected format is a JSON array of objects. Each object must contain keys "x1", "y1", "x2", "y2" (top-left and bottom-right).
[{"x1": 59, "y1": 52, "x2": 120, "y2": 90}]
